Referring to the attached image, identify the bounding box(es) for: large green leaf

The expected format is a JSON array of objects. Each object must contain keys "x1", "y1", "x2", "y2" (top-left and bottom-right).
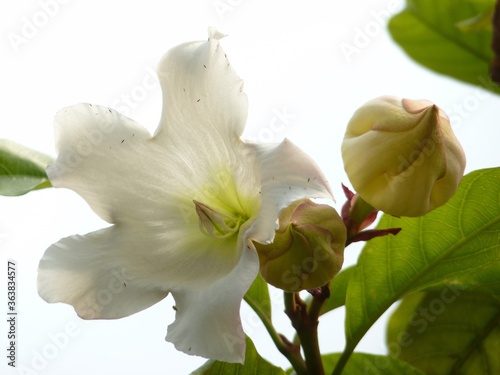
[
  {"x1": 388, "y1": 0, "x2": 500, "y2": 94},
  {"x1": 321, "y1": 352, "x2": 424, "y2": 374},
  {"x1": 0, "y1": 139, "x2": 53, "y2": 196},
  {"x1": 387, "y1": 291, "x2": 500, "y2": 374},
  {"x1": 191, "y1": 336, "x2": 285, "y2": 375},
  {"x1": 244, "y1": 273, "x2": 272, "y2": 321},
  {"x1": 334, "y1": 168, "x2": 500, "y2": 374}
]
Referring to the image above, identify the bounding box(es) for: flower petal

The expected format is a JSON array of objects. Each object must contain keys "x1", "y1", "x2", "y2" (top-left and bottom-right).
[
  {"x1": 151, "y1": 28, "x2": 259, "y2": 212},
  {"x1": 38, "y1": 227, "x2": 169, "y2": 319},
  {"x1": 153, "y1": 28, "x2": 248, "y2": 162},
  {"x1": 248, "y1": 139, "x2": 334, "y2": 243},
  {"x1": 46, "y1": 103, "x2": 177, "y2": 223},
  {"x1": 166, "y1": 236, "x2": 259, "y2": 364}
]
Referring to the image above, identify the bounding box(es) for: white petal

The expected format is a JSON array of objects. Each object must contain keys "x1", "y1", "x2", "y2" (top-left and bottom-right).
[
  {"x1": 47, "y1": 103, "x2": 177, "y2": 223},
  {"x1": 166, "y1": 237, "x2": 259, "y2": 364},
  {"x1": 38, "y1": 227, "x2": 169, "y2": 319},
  {"x1": 149, "y1": 28, "x2": 261, "y2": 219},
  {"x1": 153, "y1": 28, "x2": 248, "y2": 164},
  {"x1": 248, "y1": 139, "x2": 334, "y2": 243}
]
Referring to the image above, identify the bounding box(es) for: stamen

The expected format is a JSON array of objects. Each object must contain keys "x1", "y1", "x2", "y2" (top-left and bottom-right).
[{"x1": 193, "y1": 200, "x2": 242, "y2": 239}]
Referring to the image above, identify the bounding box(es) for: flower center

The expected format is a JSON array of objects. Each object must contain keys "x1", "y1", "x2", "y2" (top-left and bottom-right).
[{"x1": 193, "y1": 200, "x2": 245, "y2": 239}]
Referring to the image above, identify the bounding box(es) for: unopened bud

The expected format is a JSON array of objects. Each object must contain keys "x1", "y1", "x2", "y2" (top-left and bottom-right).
[
  {"x1": 341, "y1": 96, "x2": 466, "y2": 217},
  {"x1": 254, "y1": 199, "x2": 346, "y2": 292}
]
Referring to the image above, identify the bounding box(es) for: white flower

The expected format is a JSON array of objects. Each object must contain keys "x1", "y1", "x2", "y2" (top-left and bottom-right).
[{"x1": 37, "y1": 28, "x2": 332, "y2": 363}]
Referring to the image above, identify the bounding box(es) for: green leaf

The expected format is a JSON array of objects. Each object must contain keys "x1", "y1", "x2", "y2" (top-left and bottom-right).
[
  {"x1": 387, "y1": 291, "x2": 500, "y2": 374},
  {"x1": 0, "y1": 139, "x2": 53, "y2": 196},
  {"x1": 191, "y1": 336, "x2": 285, "y2": 375},
  {"x1": 335, "y1": 168, "x2": 500, "y2": 374},
  {"x1": 321, "y1": 352, "x2": 424, "y2": 374},
  {"x1": 456, "y1": 4, "x2": 495, "y2": 32},
  {"x1": 320, "y1": 266, "x2": 355, "y2": 315},
  {"x1": 244, "y1": 273, "x2": 272, "y2": 321},
  {"x1": 388, "y1": 0, "x2": 500, "y2": 94}
]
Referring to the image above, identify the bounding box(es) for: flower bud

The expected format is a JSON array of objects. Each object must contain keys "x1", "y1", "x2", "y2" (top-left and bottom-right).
[
  {"x1": 341, "y1": 96, "x2": 466, "y2": 217},
  {"x1": 254, "y1": 199, "x2": 346, "y2": 292}
]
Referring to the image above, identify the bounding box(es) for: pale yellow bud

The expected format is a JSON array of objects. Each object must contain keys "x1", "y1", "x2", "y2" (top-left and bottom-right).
[
  {"x1": 342, "y1": 96, "x2": 466, "y2": 217},
  {"x1": 254, "y1": 199, "x2": 346, "y2": 292}
]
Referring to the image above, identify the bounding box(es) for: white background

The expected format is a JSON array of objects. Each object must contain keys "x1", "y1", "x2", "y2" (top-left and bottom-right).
[{"x1": 1, "y1": 1, "x2": 499, "y2": 374}]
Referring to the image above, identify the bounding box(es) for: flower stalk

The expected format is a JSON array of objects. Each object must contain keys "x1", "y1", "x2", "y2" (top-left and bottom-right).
[{"x1": 284, "y1": 289, "x2": 328, "y2": 375}]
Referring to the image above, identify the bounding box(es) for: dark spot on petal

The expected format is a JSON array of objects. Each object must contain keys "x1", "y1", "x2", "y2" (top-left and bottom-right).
[
  {"x1": 183, "y1": 88, "x2": 186, "y2": 92},
  {"x1": 307, "y1": 178, "x2": 310, "y2": 182},
  {"x1": 188, "y1": 347, "x2": 192, "y2": 351},
  {"x1": 289, "y1": 186, "x2": 292, "y2": 190},
  {"x1": 172, "y1": 305, "x2": 178, "y2": 311},
  {"x1": 121, "y1": 139, "x2": 125, "y2": 144},
  {"x1": 123, "y1": 282, "x2": 127, "y2": 287},
  {"x1": 89, "y1": 104, "x2": 92, "y2": 107},
  {"x1": 132, "y1": 133, "x2": 135, "y2": 137},
  {"x1": 197, "y1": 99, "x2": 201, "y2": 102},
  {"x1": 108, "y1": 109, "x2": 112, "y2": 113},
  {"x1": 203, "y1": 64, "x2": 206, "y2": 68}
]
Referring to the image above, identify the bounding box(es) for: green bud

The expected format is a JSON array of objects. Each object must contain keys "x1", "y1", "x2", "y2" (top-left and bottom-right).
[
  {"x1": 342, "y1": 96, "x2": 466, "y2": 217},
  {"x1": 254, "y1": 199, "x2": 346, "y2": 292}
]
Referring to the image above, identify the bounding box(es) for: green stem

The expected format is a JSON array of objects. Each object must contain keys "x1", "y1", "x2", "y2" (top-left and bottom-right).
[
  {"x1": 284, "y1": 291, "x2": 297, "y2": 313},
  {"x1": 332, "y1": 346, "x2": 354, "y2": 375},
  {"x1": 244, "y1": 295, "x2": 307, "y2": 375},
  {"x1": 285, "y1": 292, "x2": 325, "y2": 375}
]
